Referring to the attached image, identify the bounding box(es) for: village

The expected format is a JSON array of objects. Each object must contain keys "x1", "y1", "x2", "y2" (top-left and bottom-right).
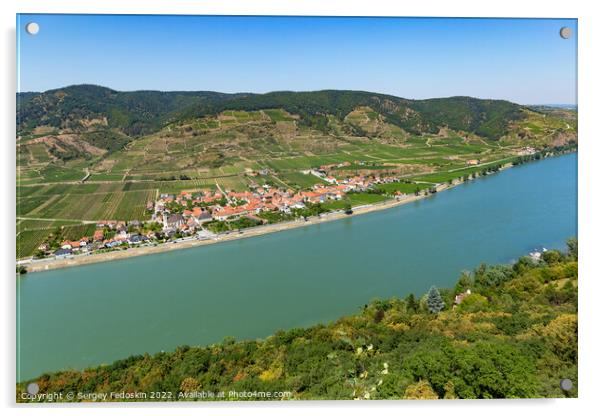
[{"x1": 37, "y1": 165, "x2": 420, "y2": 260}]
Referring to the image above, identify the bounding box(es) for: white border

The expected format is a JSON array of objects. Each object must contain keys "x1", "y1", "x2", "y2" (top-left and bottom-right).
[{"x1": 2, "y1": 1, "x2": 601, "y2": 415}]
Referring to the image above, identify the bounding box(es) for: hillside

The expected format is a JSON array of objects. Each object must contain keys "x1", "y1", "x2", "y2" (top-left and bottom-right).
[
  {"x1": 17, "y1": 240, "x2": 578, "y2": 401},
  {"x1": 17, "y1": 85, "x2": 237, "y2": 137},
  {"x1": 16, "y1": 86, "x2": 577, "y2": 168},
  {"x1": 19, "y1": 85, "x2": 538, "y2": 139}
]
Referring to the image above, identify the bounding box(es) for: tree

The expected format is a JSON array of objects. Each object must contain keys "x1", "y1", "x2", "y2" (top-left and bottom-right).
[
  {"x1": 405, "y1": 293, "x2": 418, "y2": 313},
  {"x1": 443, "y1": 381, "x2": 457, "y2": 399},
  {"x1": 566, "y1": 237, "x2": 578, "y2": 260},
  {"x1": 456, "y1": 293, "x2": 489, "y2": 313},
  {"x1": 542, "y1": 250, "x2": 562, "y2": 265},
  {"x1": 179, "y1": 377, "x2": 201, "y2": 392},
  {"x1": 426, "y1": 286, "x2": 445, "y2": 313},
  {"x1": 374, "y1": 308, "x2": 385, "y2": 323},
  {"x1": 403, "y1": 380, "x2": 439, "y2": 400},
  {"x1": 454, "y1": 271, "x2": 472, "y2": 293},
  {"x1": 474, "y1": 264, "x2": 513, "y2": 289}
]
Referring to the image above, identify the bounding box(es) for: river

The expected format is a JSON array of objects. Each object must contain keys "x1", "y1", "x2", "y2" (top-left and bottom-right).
[{"x1": 16, "y1": 152, "x2": 577, "y2": 381}]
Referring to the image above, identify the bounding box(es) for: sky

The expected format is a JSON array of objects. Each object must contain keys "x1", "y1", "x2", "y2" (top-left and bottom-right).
[{"x1": 16, "y1": 15, "x2": 577, "y2": 104}]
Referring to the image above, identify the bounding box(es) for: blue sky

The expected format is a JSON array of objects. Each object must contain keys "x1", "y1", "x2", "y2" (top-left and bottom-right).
[{"x1": 17, "y1": 15, "x2": 577, "y2": 104}]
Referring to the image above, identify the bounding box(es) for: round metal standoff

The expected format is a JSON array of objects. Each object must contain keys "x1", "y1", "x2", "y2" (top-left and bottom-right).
[
  {"x1": 560, "y1": 378, "x2": 573, "y2": 391},
  {"x1": 559, "y1": 27, "x2": 571, "y2": 40},
  {"x1": 25, "y1": 22, "x2": 40, "y2": 35}
]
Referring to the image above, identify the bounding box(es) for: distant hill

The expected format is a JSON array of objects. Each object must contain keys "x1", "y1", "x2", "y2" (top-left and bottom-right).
[
  {"x1": 17, "y1": 85, "x2": 526, "y2": 140},
  {"x1": 17, "y1": 85, "x2": 236, "y2": 137}
]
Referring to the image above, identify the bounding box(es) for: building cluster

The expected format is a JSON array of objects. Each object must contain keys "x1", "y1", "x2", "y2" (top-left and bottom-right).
[
  {"x1": 50, "y1": 220, "x2": 154, "y2": 258},
  {"x1": 150, "y1": 170, "x2": 397, "y2": 234},
  {"x1": 43, "y1": 168, "x2": 417, "y2": 259}
]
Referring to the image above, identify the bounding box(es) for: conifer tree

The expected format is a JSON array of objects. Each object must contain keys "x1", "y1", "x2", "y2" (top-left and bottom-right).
[
  {"x1": 405, "y1": 293, "x2": 418, "y2": 313},
  {"x1": 426, "y1": 286, "x2": 445, "y2": 313}
]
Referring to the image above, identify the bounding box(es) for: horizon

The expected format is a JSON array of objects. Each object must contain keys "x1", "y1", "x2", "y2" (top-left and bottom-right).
[
  {"x1": 16, "y1": 83, "x2": 578, "y2": 107},
  {"x1": 17, "y1": 15, "x2": 577, "y2": 105}
]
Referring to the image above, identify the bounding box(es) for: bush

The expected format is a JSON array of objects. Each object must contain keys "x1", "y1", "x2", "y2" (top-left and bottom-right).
[{"x1": 456, "y1": 294, "x2": 489, "y2": 313}]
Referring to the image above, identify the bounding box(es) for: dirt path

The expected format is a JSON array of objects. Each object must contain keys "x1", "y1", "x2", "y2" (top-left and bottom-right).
[
  {"x1": 214, "y1": 179, "x2": 231, "y2": 203},
  {"x1": 17, "y1": 216, "x2": 95, "y2": 223}
]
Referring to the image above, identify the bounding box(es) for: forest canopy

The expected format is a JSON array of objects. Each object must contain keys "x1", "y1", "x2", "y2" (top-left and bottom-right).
[{"x1": 17, "y1": 85, "x2": 525, "y2": 139}]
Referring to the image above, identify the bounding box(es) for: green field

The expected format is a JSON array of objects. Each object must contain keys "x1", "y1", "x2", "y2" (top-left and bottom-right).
[
  {"x1": 111, "y1": 190, "x2": 155, "y2": 220},
  {"x1": 323, "y1": 193, "x2": 390, "y2": 210},
  {"x1": 17, "y1": 229, "x2": 53, "y2": 258},
  {"x1": 17, "y1": 196, "x2": 52, "y2": 216},
  {"x1": 263, "y1": 109, "x2": 294, "y2": 122},
  {"x1": 61, "y1": 224, "x2": 98, "y2": 240},
  {"x1": 89, "y1": 173, "x2": 125, "y2": 182},
  {"x1": 28, "y1": 144, "x2": 51, "y2": 163},
  {"x1": 278, "y1": 172, "x2": 327, "y2": 189},
  {"x1": 346, "y1": 193, "x2": 390, "y2": 206},
  {"x1": 215, "y1": 176, "x2": 249, "y2": 191},
  {"x1": 17, "y1": 219, "x2": 80, "y2": 233},
  {"x1": 39, "y1": 165, "x2": 85, "y2": 182},
  {"x1": 18, "y1": 189, "x2": 155, "y2": 221},
  {"x1": 376, "y1": 182, "x2": 433, "y2": 194}
]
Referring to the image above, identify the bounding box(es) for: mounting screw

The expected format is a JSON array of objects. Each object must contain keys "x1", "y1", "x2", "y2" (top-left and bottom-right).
[
  {"x1": 560, "y1": 378, "x2": 573, "y2": 391},
  {"x1": 25, "y1": 22, "x2": 40, "y2": 35},
  {"x1": 26, "y1": 382, "x2": 39, "y2": 395},
  {"x1": 559, "y1": 27, "x2": 571, "y2": 40}
]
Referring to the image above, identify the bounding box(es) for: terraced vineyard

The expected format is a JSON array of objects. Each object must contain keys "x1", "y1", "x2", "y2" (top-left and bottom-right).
[{"x1": 16, "y1": 87, "x2": 577, "y2": 257}]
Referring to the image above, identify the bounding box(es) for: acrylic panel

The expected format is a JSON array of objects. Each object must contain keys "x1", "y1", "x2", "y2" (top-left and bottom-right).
[{"x1": 16, "y1": 14, "x2": 578, "y2": 402}]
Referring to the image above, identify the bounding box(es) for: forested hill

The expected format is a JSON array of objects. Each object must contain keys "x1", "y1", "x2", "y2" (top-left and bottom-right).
[
  {"x1": 17, "y1": 85, "x2": 235, "y2": 137},
  {"x1": 17, "y1": 240, "x2": 578, "y2": 401},
  {"x1": 17, "y1": 85, "x2": 525, "y2": 139}
]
